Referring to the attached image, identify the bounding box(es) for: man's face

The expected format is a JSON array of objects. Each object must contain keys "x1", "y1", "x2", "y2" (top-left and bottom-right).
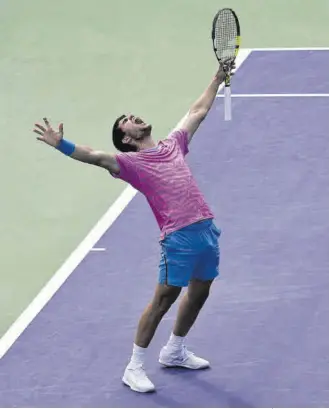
[{"x1": 119, "y1": 114, "x2": 152, "y2": 143}]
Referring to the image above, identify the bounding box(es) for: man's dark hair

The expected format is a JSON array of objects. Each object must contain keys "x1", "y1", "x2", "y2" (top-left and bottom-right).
[{"x1": 112, "y1": 114, "x2": 137, "y2": 153}]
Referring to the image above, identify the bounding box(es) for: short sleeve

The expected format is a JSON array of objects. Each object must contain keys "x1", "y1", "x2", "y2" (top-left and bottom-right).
[
  {"x1": 168, "y1": 128, "x2": 189, "y2": 156},
  {"x1": 111, "y1": 152, "x2": 137, "y2": 184}
]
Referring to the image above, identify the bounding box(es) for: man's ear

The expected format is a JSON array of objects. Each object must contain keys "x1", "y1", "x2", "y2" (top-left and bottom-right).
[{"x1": 122, "y1": 135, "x2": 131, "y2": 144}]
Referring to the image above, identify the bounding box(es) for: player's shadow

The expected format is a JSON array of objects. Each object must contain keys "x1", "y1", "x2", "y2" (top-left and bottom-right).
[{"x1": 148, "y1": 368, "x2": 254, "y2": 408}]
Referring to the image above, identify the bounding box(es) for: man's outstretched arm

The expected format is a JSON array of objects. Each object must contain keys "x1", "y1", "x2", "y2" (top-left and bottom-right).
[
  {"x1": 33, "y1": 117, "x2": 120, "y2": 174},
  {"x1": 181, "y1": 61, "x2": 234, "y2": 143}
]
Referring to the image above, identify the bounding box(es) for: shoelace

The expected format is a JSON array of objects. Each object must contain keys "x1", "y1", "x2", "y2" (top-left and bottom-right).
[
  {"x1": 129, "y1": 364, "x2": 146, "y2": 374},
  {"x1": 175, "y1": 346, "x2": 194, "y2": 362}
]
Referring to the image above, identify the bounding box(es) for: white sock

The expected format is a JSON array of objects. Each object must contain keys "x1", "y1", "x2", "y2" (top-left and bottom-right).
[
  {"x1": 166, "y1": 332, "x2": 185, "y2": 351},
  {"x1": 128, "y1": 343, "x2": 146, "y2": 368}
]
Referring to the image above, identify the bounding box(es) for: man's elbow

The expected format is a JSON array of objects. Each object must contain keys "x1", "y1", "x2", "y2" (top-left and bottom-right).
[
  {"x1": 190, "y1": 108, "x2": 208, "y2": 122},
  {"x1": 199, "y1": 108, "x2": 208, "y2": 121}
]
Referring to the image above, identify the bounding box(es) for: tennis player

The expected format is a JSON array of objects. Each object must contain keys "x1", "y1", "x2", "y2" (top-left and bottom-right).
[{"x1": 33, "y1": 59, "x2": 234, "y2": 393}]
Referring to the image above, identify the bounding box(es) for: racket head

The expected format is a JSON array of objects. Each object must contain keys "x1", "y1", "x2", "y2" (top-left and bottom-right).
[{"x1": 211, "y1": 8, "x2": 240, "y2": 63}]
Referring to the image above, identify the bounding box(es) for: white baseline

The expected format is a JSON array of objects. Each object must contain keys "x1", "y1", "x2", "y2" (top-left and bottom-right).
[{"x1": 216, "y1": 93, "x2": 329, "y2": 98}]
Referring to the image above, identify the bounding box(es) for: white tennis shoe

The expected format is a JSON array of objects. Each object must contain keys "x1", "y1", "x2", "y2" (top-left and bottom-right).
[
  {"x1": 122, "y1": 364, "x2": 155, "y2": 393},
  {"x1": 159, "y1": 345, "x2": 210, "y2": 369}
]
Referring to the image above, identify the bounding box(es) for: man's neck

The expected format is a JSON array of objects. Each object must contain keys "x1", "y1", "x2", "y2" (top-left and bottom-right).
[{"x1": 137, "y1": 136, "x2": 157, "y2": 151}]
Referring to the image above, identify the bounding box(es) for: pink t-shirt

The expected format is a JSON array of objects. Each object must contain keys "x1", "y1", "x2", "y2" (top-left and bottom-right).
[{"x1": 112, "y1": 128, "x2": 214, "y2": 239}]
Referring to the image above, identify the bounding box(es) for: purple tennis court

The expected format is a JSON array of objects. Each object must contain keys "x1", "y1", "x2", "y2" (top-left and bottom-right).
[{"x1": 0, "y1": 50, "x2": 328, "y2": 407}]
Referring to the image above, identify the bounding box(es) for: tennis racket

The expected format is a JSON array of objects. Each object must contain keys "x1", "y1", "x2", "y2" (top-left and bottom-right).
[{"x1": 211, "y1": 8, "x2": 240, "y2": 121}]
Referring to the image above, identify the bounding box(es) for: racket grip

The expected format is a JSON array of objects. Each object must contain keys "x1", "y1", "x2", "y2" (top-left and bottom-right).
[{"x1": 224, "y1": 85, "x2": 232, "y2": 121}]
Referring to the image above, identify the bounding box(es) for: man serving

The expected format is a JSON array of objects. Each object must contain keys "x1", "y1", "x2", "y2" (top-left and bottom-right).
[{"x1": 33, "y1": 58, "x2": 234, "y2": 393}]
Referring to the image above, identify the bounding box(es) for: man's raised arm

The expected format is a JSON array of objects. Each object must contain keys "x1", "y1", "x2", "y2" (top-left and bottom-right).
[
  {"x1": 33, "y1": 117, "x2": 120, "y2": 174},
  {"x1": 181, "y1": 60, "x2": 234, "y2": 143}
]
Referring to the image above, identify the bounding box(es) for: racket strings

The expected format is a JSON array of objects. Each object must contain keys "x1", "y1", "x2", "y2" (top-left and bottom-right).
[{"x1": 214, "y1": 10, "x2": 237, "y2": 59}]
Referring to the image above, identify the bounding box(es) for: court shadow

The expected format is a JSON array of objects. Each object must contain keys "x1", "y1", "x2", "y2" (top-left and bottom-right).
[{"x1": 152, "y1": 367, "x2": 254, "y2": 408}]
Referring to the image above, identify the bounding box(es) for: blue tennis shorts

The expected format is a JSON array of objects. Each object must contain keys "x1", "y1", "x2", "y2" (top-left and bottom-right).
[{"x1": 159, "y1": 219, "x2": 221, "y2": 287}]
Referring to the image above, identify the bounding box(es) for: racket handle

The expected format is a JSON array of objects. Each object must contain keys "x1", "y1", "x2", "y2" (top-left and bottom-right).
[{"x1": 224, "y1": 85, "x2": 232, "y2": 121}]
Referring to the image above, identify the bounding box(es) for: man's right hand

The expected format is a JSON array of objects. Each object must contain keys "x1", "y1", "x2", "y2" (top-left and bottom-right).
[
  {"x1": 218, "y1": 57, "x2": 236, "y2": 77},
  {"x1": 33, "y1": 117, "x2": 63, "y2": 148}
]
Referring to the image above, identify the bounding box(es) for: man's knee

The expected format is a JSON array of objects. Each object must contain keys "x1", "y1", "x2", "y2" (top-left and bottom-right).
[
  {"x1": 151, "y1": 284, "x2": 181, "y2": 316},
  {"x1": 187, "y1": 279, "x2": 213, "y2": 308}
]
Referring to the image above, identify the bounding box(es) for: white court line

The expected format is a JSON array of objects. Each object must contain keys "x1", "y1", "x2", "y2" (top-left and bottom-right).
[
  {"x1": 90, "y1": 248, "x2": 106, "y2": 252},
  {"x1": 253, "y1": 47, "x2": 329, "y2": 51},
  {"x1": 0, "y1": 48, "x2": 252, "y2": 359},
  {"x1": 216, "y1": 93, "x2": 329, "y2": 98}
]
